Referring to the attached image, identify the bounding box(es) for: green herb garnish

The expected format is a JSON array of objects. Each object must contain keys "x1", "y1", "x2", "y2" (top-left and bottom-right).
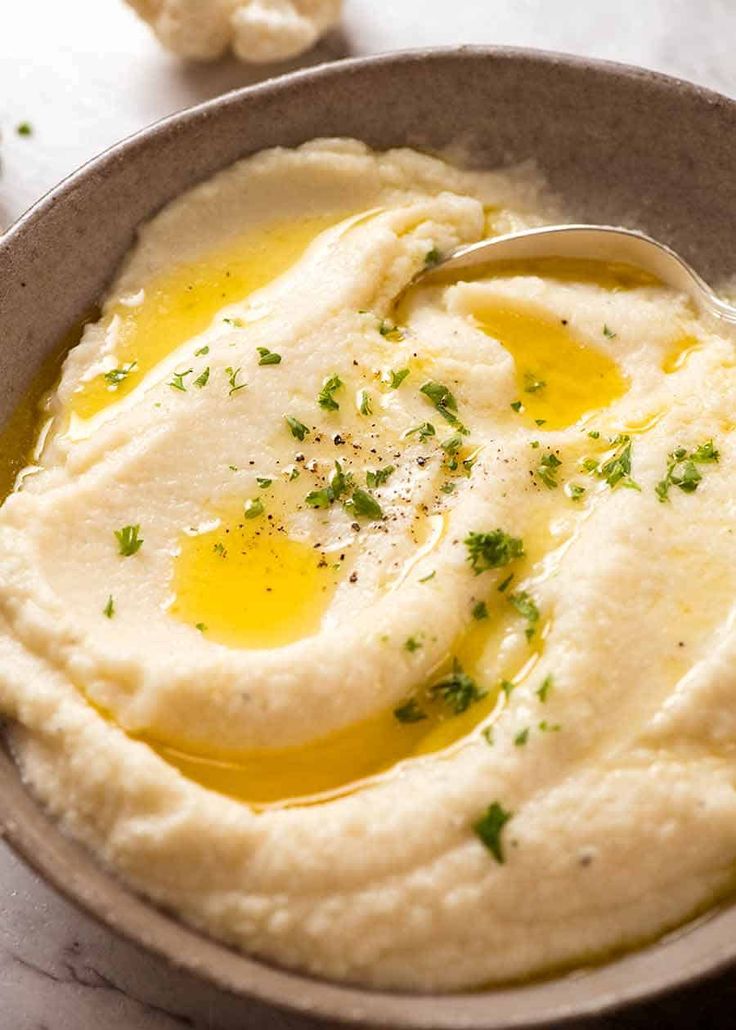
[
  {"x1": 394, "y1": 698, "x2": 427, "y2": 723},
  {"x1": 388, "y1": 368, "x2": 410, "y2": 389},
  {"x1": 508, "y1": 590, "x2": 540, "y2": 640},
  {"x1": 473, "y1": 802, "x2": 513, "y2": 864},
  {"x1": 318, "y1": 373, "x2": 343, "y2": 411},
  {"x1": 603, "y1": 324, "x2": 617, "y2": 339},
  {"x1": 514, "y1": 727, "x2": 530, "y2": 747},
  {"x1": 104, "y1": 361, "x2": 137, "y2": 388},
  {"x1": 357, "y1": 389, "x2": 372, "y2": 416},
  {"x1": 405, "y1": 421, "x2": 436, "y2": 442},
  {"x1": 193, "y1": 366, "x2": 210, "y2": 388},
  {"x1": 16, "y1": 122, "x2": 33, "y2": 136},
  {"x1": 243, "y1": 498, "x2": 264, "y2": 519},
  {"x1": 523, "y1": 371, "x2": 545, "y2": 393},
  {"x1": 536, "y1": 451, "x2": 561, "y2": 489},
  {"x1": 420, "y1": 380, "x2": 468, "y2": 434},
  {"x1": 465, "y1": 530, "x2": 524, "y2": 575},
  {"x1": 404, "y1": 636, "x2": 422, "y2": 652},
  {"x1": 344, "y1": 487, "x2": 383, "y2": 520},
  {"x1": 366, "y1": 465, "x2": 395, "y2": 488},
  {"x1": 378, "y1": 320, "x2": 404, "y2": 341},
  {"x1": 169, "y1": 368, "x2": 193, "y2": 392},
  {"x1": 429, "y1": 659, "x2": 487, "y2": 714},
  {"x1": 103, "y1": 595, "x2": 115, "y2": 618},
  {"x1": 655, "y1": 440, "x2": 719, "y2": 501},
  {"x1": 536, "y1": 674, "x2": 553, "y2": 703},
  {"x1": 472, "y1": 600, "x2": 489, "y2": 620},
  {"x1": 593, "y1": 434, "x2": 639, "y2": 490},
  {"x1": 257, "y1": 347, "x2": 281, "y2": 366},
  {"x1": 225, "y1": 366, "x2": 246, "y2": 395},
  {"x1": 114, "y1": 524, "x2": 143, "y2": 556},
  {"x1": 285, "y1": 415, "x2": 310, "y2": 441}
]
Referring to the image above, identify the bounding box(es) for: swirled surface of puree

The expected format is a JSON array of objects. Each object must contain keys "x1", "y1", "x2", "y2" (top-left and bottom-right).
[{"x1": 2, "y1": 139, "x2": 736, "y2": 991}]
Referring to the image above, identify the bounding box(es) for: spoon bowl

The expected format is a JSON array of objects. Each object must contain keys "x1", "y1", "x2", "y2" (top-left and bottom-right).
[{"x1": 407, "y1": 224, "x2": 736, "y2": 324}]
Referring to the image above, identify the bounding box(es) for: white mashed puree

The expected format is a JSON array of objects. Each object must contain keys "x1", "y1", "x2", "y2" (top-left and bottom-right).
[{"x1": 1, "y1": 139, "x2": 736, "y2": 991}]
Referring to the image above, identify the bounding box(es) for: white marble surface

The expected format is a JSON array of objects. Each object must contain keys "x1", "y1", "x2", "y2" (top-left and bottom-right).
[{"x1": 2, "y1": 1, "x2": 736, "y2": 1027}]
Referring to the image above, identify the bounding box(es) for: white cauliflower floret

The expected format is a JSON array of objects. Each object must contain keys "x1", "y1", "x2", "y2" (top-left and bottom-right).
[{"x1": 125, "y1": 0, "x2": 342, "y2": 63}]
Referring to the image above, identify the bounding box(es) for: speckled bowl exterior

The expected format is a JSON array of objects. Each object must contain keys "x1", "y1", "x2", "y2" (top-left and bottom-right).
[{"x1": 2, "y1": 47, "x2": 736, "y2": 1030}]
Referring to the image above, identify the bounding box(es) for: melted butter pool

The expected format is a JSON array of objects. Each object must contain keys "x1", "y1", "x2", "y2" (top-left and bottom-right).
[
  {"x1": 70, "y1": 213, "x2": 350, "y2": 421},
  {"x1": 170, "y1": 510, "x2": 342, "y2": 650}
]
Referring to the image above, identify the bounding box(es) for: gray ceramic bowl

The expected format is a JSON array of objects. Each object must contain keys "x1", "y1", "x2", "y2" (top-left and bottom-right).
[{"x1": 2, "y1": 46, "x2": 736, "y2": 1030}]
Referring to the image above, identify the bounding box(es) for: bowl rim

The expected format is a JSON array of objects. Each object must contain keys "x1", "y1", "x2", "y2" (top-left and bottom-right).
[{"x1": 3, "y1": 43, "x2": 736, "y2": 1030}]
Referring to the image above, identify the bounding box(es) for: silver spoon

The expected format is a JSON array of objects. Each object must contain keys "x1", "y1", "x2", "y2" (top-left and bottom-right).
[{"x1": 403, "y1": 224, "x2": 736, "y2": 325}]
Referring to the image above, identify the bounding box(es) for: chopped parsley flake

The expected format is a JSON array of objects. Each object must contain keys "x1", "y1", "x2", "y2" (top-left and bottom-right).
[
  {"x1": 420, "y1": 380, "x2": 469, "y2": 434},
  {"x1": 465, "y1": 530, "x2": 524, "y2": 575},
  {"x1": 440, "y1": 482, "x2": 456, "y2": 494},
  {"x1": 510, "y1": 400, "x2": 523, "y2": 413},
  {"x1": 195, "y1": 622, "x2": 207, "y2": 632},
  {"x1": 536, "y1": 451, "x2": 562, "y2": 489},
  {"x1": 472, "y1": 600, "x2": 489, "y2": 620},
  {"x1": 424, "y1": 246, "x2": 442, "y2": 267},
  {"x1": 655, "y1": 440, "x2": 719, "y2": 502},
  {"x1": 536, "y1": 674, "x2": 553, "y2": 703},
  {"x1": 404, "y1": 636, "x2": 422, "y2": 652},
  {"x1": 419, "y1": 570, "x2": 436, "y2": 583},
  {"x1": 169, "y1": 368, "x2": 193, "y2": 392},
  {"x1": 305, "y1": 488, "x2": 332, "y2": 509},
  {"x1": 16, "y1": 121, "x2": 33, "y2": 136},
  {"x1": 481, "y1": 725, "x2": 494, "y2": 746},
  {"x1": 357, "y1": 388, "x2": 372, "y2": 416},
  {"x1": 257, "y1": 347, "x2": 281, "y2": 366},
  {"x1": 405, "y1": 421, "x2": 436, "y2": 442},
  {"x1": 514, "y1": 727, "x2": 530, "y2": 747},
  {"x1": 344, "y1": 487, "x2": 383, "y2": 520},
  {"x1": 497, "y1": 573, "x2": 514, "y2": 593},
  {"x1": 213, "y1": 542, "x2": 227, "y2": 557},
  {"x1": 473, "y1": 802, "x2": 513, "y2": 864},
  {"x1": 318, "y1": 374, "x2": 343, "y2": 411},
  {"x1": 103, "y1": 595, "x2": 115, "y2": 619},
  {"x1": 394, "y1": 698, "x2": 427, "y2": 723},
  {"x1": 539, "y1": 720, "x2": 562, "y2": 732},
  {"x1": 603, "y1": 324, "x2": 617, "y2": 339},
  {"x1": 223, "y1": 317, "x2": 243, "y2": 327},
  {"x1": 501, "y1": 679, "x2": 516, "y2": 698},
  {"x1": 387, "y1": 368, "x2": 410, "y2": 389},
  {"x1": 588, "y1": 429, "x2": 600, "y2": 439},
  {"x1": 285, "y1": 415, "x2": 310, "y2": 440},
  {"x1": 225, "y1": 366, "x2": 246, "y2": 395},
  {"x1": 366, "y1": 465, "x2": 395, "y2": 488},
  {"x1": 243, "y1": 498, "x2": 264, "y2": 519},
  {"x1": 193, "y1": 366, "x2": 210, "y2": 388},
  {"x1": 256, "y1": 477, "x2": 272, "y2": 488},
  {"x1": 524, "y1": 371, "x2": 545, "y2": 393},
  {"x1": 114, "y1": 524, "x2": 143, "y2": 557},
  {"x1": 592, "y1": 434, "x2": 639, "y2": 490},
  {"x1": 378, "y1": 319, "x2": 404, "y2": 341},
  {"x1": 508, "y1": 590, "x2": 540, "y2": 640},
  {"x1": 104, "y1": 361, "x2": 137, "y2": 388},
  {"x1": 430, "y1": 659, "x2": 487, "y2": 714},
  {"x1": 194, "y1": 345, "x2": 209, "y2": 357},
  {"x1": 565, "y1": 483, "x2": 586, "y2": 501}
]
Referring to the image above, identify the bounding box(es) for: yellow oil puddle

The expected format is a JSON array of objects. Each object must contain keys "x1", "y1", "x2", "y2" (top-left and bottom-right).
[
  {"x1": 70, "y1": 212, "x2": 351, "y2": 421},
  {"x1": 662, "y1": 333, "x2": 702, "y2": 373},
  {"x1": 471, "y1": 299, "x2": 628, "y2": 430},
  {"x1": 155, "y1": 516, "x2": 553, "y2": 807},
  {"x1": 0, "y1": 314, "x2": 95, "y2": 499},
  {"x1": 169, "y1": 506, "x2": 342, "y2": 650}
]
